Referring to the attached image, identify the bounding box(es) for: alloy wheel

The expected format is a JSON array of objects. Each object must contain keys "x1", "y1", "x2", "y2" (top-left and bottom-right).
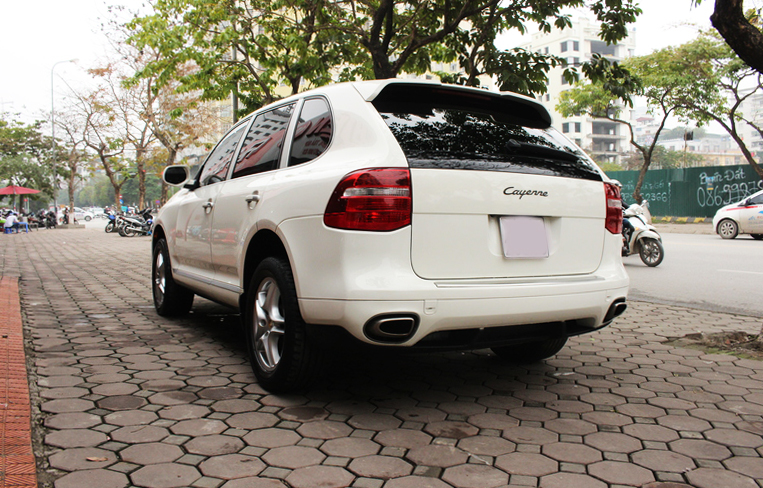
[
  {"x1": 253, "y1": 277, "x2": 286, "y2": 372},
  {"x1": 154, "y1": 251, "x2": 166, "y2": 304}
]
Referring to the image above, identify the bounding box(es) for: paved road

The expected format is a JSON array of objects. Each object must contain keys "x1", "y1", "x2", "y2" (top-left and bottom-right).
[
  {"x1": 2, "y1": 227, "x2": 763, "y2": 488},
  {"x1": 626, "y1": 230, "x2": 763, "y2": 318}
]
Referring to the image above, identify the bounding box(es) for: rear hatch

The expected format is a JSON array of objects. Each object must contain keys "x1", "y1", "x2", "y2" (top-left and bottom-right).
[{"x1": 371, "y1": 83, "x2": 607, "y2": 280}]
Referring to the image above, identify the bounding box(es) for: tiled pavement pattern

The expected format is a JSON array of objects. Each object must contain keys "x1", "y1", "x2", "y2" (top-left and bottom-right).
[{"x1": 2, "y1": 229, "x2": 763, "y2": 488}]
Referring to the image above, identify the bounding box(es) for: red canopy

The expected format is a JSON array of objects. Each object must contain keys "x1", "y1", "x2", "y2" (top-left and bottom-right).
[{"x1": 0, "y1": 185, "x2": 40, "y2": 195}]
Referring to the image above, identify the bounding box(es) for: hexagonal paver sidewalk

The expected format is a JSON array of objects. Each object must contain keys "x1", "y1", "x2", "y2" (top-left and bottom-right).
[{"x1": 4, "y1": 228, "x2": 763, "y2": 488}]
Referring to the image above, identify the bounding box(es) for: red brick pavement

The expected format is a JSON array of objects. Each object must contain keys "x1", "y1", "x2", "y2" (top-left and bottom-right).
[{"x1": 0, "y1": 277, "x2": 37, "y2": 488}]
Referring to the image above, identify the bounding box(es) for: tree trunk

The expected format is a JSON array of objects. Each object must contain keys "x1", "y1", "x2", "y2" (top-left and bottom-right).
[
  {"x1": 633, "y1": 158, "x2": 651, "y2": 204},
  {"x1": 138, "y1": 169, "x2": 146, "y2": 210},
  {"x1": 161, "y1": 181, "x2": 168, "y2": 206},
  {"x1": 371, "y1": 50, "x2": 396, "y2": 79},
  {"x1": 711, "y1": 0, "x2": 763, "y2": 75}
]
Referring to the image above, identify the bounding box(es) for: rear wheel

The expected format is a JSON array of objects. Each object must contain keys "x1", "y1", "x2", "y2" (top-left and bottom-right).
[
  {"x1": 491, "y1": 337, "x2": 568, "y2": 364},
  {"x1": 152, "y1": 238, "x2": 194, "y2": 316},
  {"x1": 245, "y1": 257, "x2": 320, "y2": 392},
  {"x1": 638, "y1": 238, "x2": 664, "y2": 267},
  {"x1": 119, "y1": 225, "x2": 137, "y2": 237},
  {"x1": 751, "y1": 234, "x2": 763, "y2": 240},
  {"x1": 718, "y1": 219, "x2": 739, "y2": 239}
]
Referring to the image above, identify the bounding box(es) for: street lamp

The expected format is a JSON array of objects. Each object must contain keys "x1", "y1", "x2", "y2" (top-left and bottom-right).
[{"x1": 50, "y1": 59, "x2": 77, "y2": 220}]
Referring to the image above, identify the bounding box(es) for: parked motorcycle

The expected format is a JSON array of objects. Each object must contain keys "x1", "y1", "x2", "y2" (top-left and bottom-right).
[
  {"x1": 104, "y1": 210, "x2": 118, "y2": 233},
  {"x1": 118, "y1": 208, "x2": 153, "y2": 237},
  {"x1": 40, "y1": 210, "x2": 57, "y2": 229},
  {"x1": 622, "y1": 200, "x2": 664, "y2": 267}
]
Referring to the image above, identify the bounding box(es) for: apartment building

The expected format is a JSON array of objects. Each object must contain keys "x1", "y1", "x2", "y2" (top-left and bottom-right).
[{"x1": 521, "y1": 17, "x2": 637, "y2": 165}]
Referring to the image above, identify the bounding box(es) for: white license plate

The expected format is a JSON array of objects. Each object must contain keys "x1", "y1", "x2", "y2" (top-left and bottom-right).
[{"x1": 499, "y1": 216, "x2": 549, "y2": 259}]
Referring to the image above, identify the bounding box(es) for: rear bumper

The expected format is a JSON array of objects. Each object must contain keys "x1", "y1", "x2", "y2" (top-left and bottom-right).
[
  {"x1": 300, "y1": 283, "x2": 629, "y2": 347},
  {"x1": 282, "y1": 216, "x2": 629, "y2": 348}
]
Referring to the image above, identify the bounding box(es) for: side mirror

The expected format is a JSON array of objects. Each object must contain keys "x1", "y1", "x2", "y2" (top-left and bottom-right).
[{"x1": 163, "y1": 165, "x2": 190, "y2": 187}]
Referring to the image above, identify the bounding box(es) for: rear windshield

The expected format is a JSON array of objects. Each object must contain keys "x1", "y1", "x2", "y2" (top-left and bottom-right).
[{"x1": 372, "y1": 86, "x2": 602, "y2": 181}]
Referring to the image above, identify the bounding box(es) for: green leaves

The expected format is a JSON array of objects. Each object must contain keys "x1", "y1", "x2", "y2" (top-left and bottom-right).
[
  {"x1": 124, "y1": 0, "x2": 644, "y2": 110},
  {"x1": 0, "y1": 116, "x2": 54, "y2": 198}
]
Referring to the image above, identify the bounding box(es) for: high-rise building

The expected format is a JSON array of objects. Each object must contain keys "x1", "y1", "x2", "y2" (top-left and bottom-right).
[
  {"x1": 739, "y1": 89, "x2": 763, "y2": 161},
  {"x1": 521, "y1": 17, "x2": 637, "y2": 164}
]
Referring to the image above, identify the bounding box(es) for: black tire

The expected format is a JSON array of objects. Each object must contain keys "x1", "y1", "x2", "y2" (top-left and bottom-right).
[
  {"x1": 638, "y1": 237, "x2": 664, "y2": 267},
  {"x1": 152, "y1": 238, "x2": 194, "y2": 316},
  {"x1": 105, "y1": 222, "x2": 115, "y2": 233},
  {"x1": 718, "y1": 219, "x2": 738, "y2": 239},
  {"x1": 751, "y1": 234, "x2": 763, "y2": 240},
  {"x1": 85, "y1": 216, "x2": 92, "y2": 221},
  {"x1": 244, "y1": 257, "x2": 320, "y2": 392},
  {"x1": 119, "y1": 225, "x2": 136, "y2": 237},
  {"x1": 491, "y1": 337, "x2": 568, "y2": 363}
]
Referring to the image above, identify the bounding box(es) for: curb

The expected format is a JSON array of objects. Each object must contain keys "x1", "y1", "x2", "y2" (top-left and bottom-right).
[
  {"x1": 655, "y1": 216, "x2": 709, "y2": 224},
  {"x1": 0, "y1": 276, "x2": 37, "y2": 488}
]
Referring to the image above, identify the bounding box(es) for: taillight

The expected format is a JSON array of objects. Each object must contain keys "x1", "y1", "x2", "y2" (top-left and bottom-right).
[
  {"x1": 324, "y1": 168, "x2": 412, "y2": 231},
  {"x1": 605, "y1": 182, "x2": 623, "y2": 234}
]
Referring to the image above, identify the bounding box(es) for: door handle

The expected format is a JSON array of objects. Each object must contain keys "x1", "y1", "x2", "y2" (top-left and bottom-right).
[
  {"x1": 245, "y1": 192, "x2": 261, "y2": 209},
  {"x1": 202, "y1": 201, "x2": 214, "y2": 214}
]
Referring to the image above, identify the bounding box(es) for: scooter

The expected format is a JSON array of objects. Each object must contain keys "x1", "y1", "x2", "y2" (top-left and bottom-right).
[
  {"x1": 104, "y1": 210, "x2": 118, "y2": 233},
  {"x1": 622, "y1": 200, "x2": 664, "y2": 267}
]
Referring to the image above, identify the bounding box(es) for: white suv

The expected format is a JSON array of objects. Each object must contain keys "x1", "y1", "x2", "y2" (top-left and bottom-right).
[{"x1": 153, "y1": 80, "x2": 629, "y2": 392}]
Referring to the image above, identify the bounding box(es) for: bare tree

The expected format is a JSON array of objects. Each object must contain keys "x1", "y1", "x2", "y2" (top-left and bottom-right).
[
  {"x1": 54, "y1": 109, "x2": 92, "y2": 221},
  {"x1": 70, "y1": 86, "x2": 132, "y2": 211}
]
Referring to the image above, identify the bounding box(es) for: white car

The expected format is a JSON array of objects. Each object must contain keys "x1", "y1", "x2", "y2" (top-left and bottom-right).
[
  {"x1": 73, "y1": 207, "x2": 94, "y2": 221},
  {"x1": 152, "y1": 80, "x2": 629, "y2": 392},
  {"x1": 713, "y1": 189, "x2": 763, "y2": 239}
]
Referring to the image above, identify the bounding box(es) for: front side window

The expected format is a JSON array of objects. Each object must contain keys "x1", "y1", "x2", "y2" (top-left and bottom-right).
[
  {"x1": 198, "y1": 125, "x2": 247, "y2": 186},
  {"x1": 289, "y1": 98, "x2": 333, "y2": 167},
  {"x1": 231, "y1": 104, "x2": 295, "y2": 179}
]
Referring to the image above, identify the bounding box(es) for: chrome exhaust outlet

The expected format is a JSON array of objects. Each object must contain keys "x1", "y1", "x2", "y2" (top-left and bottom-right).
[
  {"x1": 604, "y1": 298, "x2": 627, "y2": 323},
  {"x1": 364, "y1": 314, "x2": 419, "y2": 344}
]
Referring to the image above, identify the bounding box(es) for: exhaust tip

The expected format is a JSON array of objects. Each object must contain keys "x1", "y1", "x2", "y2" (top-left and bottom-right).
[
  {"x1": 364, "y1": 314, "x2": 419, "y2": 344},
  {"x1": 604, "y1": 298, "x2": 627, "y2": 323}
]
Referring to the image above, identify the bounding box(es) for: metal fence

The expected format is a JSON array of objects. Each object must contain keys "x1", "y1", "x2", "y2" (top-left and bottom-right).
[{"x1": 608, "y1": 164, "x2": 763, "y2": 218}]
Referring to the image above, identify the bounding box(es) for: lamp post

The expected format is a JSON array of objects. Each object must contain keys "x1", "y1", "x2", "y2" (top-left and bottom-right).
[{"x1": 50, "y1": 59, "x2": 77, "y2": 221}]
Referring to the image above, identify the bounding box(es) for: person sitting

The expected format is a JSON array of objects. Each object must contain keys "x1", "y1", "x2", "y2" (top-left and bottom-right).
[{"x1": 3, "y1": 212, "x2": 19, "y2": 233}]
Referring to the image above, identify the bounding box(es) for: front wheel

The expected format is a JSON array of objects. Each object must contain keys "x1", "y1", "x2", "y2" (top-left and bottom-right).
[
  {"x1": 152, "y1": 238, "x2": 194, "y2": 316},
  {"x1": 492, "y1": 337, "x2": 568, "y2": 363},
  {"x1": 105, "y1": 222, "x2": 115, "y2": 233},
  {"x1": 718, "y1": 219, "x2": 739, "y2": 239},
  {"x1": 639, "y1": 237, "x2": 664, "y2": 267},
  {"x1": 245, "y1": 257, "x2": 320, "y2": 392},
  {"x1": 85, "y1": 216, "x2": 92, "y2": 221}
]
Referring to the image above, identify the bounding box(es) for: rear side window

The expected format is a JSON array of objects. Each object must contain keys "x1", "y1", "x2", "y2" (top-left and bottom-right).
[
  {"x1": 232, "y1": 104, "x2": 295, "y2": 179},
  {"x1": 373, "y1": 84, "x2": 602, "y2": 181},
  {"x1": 289, "y1": 98, "x2": 332, "y2": 167},
  {"x1": 198, "y1": 124, "x2": 247, "y2": 186}
]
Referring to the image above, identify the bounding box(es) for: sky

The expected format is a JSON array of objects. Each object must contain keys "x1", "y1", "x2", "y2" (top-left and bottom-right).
[{"x1": 0, "y1": 0, "x2": 728, "y2": 124}]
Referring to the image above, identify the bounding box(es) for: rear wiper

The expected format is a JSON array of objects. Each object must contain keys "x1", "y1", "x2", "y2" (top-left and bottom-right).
[{"x1": 505, "y1": 139, "x2": 581, "y2": 162}]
